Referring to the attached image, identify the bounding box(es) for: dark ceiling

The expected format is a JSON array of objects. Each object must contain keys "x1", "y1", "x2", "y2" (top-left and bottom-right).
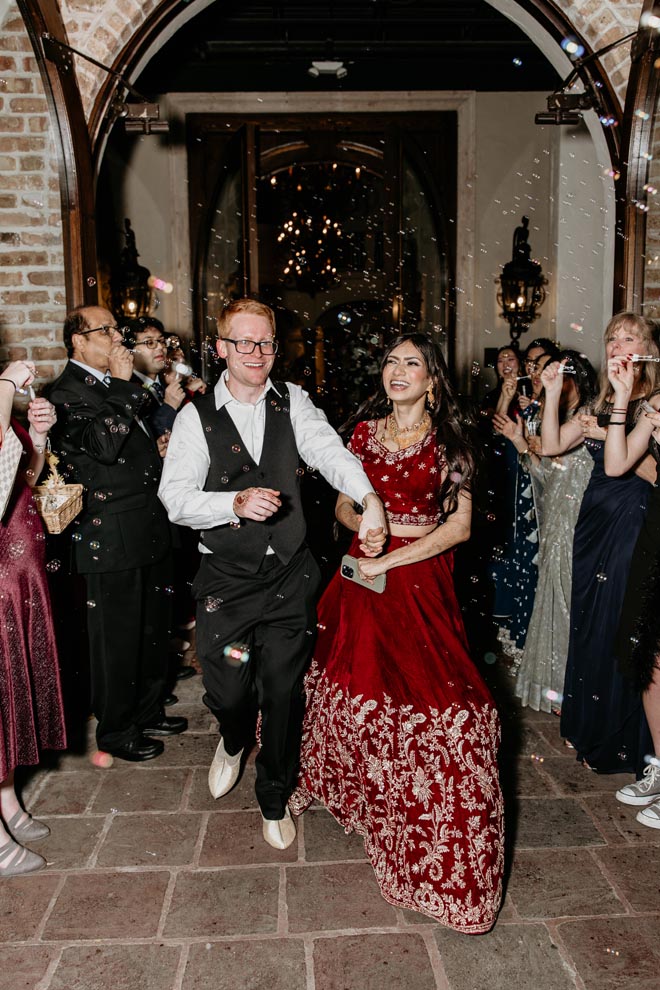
[{"x1": 138, "y1": 0, "x2": 560, "y2": 94}]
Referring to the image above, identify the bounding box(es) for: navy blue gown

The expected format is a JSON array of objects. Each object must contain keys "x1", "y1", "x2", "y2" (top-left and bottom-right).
[{"x1": 561, "y1": 420, "x2": 652, "y2": 775}]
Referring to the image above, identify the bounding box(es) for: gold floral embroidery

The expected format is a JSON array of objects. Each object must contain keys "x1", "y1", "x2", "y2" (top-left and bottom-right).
[{"x1": 290, "y1": 663, "x2": 504, "y2": 934}]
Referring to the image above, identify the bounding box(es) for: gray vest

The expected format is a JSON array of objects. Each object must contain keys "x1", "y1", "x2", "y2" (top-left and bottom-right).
[{"x1": 194, "y1": 384, "x2": 306, "y2": 572}]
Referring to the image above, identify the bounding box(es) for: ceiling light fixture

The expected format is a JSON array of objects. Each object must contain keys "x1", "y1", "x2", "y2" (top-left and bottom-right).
[{"x1": 308, "y1": 59, "x2": 348, "y2": 80}]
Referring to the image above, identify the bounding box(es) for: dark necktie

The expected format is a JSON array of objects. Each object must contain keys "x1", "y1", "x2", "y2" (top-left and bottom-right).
[{"x1": 151, "y1": 380, "x2": 165, "y2": 403}]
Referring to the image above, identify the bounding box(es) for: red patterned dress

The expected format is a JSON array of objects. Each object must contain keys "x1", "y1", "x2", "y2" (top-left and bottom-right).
[
  {"x1": 0, "y1": 422, "x2": 66, "y2": 779},
  {"x1": 290, "y1": 420, "x2": 503, "y2": 933}
]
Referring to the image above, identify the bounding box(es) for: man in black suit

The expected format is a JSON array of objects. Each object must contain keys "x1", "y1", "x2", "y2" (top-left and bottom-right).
[{"x1": 48, "y1": 305, "x2": 187, "y2": 761}]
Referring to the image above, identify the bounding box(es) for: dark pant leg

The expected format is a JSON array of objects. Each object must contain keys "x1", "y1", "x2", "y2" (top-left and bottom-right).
[
  {"x1": 193, "y1": 555, "x2": 262, "y2": 755},
  {"x1": 253, "y1": 548, "x2": 321, "y2": 818},
  {"x1": 192, "y1": 548, "x2": 321, "y2": 812},
  {"x1": 86, "y1": 568, "x2": 144, "y2": 750},
  {"x1": 87, "y1": 562, "x2": 169, "y2": 749},
  {"x1": 135, "y1": 555, "x2": 172, "y2": 729}
]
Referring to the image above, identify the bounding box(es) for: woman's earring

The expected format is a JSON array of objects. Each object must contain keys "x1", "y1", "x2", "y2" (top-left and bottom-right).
[{"x1": 426, "y1": 384, "x2": 435, "y2": 408}]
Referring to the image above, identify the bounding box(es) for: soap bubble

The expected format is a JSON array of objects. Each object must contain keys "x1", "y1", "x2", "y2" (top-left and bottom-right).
[{"x1": 223, "y1": 642, "x2": 250, "y2": 665}]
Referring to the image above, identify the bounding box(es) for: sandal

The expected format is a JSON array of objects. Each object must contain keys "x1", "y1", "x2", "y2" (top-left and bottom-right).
[
  {"x1": 0, "y1": 837, "x2": 45, "y2": 878},
  {"x1": 6, "y1": 809, "x2": 50, "y2": 843}
]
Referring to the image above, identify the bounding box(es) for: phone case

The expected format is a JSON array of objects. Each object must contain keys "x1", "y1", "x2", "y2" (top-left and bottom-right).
[{"x1": 340, "y1": 554, "x2": 387, "y2": 594}]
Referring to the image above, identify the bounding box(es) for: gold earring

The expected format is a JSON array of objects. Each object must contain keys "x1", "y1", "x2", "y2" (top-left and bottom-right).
[{"x1": 426, "y1": 384, "x2": 435, "y2": 407}]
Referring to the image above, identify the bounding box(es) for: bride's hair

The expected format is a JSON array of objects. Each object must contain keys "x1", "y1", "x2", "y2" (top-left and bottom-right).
[{"x1": 343, "y1": 333, "x2": 477, "y2": 520}]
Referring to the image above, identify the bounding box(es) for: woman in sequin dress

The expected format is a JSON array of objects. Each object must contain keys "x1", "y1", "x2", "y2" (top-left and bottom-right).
[
  {"x1": 290, "y1": 335, "x2": 504, "y2": 934},
  {"x1": 541, "y1": 314, "x2": 658, "y2": 775},
  {"x1": 0, "y1": 360, "x2": 66, "y2": 877},
  {"x1": 508, "y1": 351, "x2": 597, "y2": 713}
]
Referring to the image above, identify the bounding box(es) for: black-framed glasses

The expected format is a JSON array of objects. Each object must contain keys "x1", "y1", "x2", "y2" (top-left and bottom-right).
[
  {"x1": 221, "y1": 337, "x2": 278, "y2": 355},
  {"x1": 76, "y1": 324, "x2": 119, "y2": 337},
  {"x1": 133, "y1": 336, "x2": 167, "y2": 350}
]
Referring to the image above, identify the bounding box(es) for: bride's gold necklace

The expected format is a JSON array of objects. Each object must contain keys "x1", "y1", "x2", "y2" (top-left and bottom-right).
[{"x1": 384, "y1": 411, "x2": 432, "y2": 450}]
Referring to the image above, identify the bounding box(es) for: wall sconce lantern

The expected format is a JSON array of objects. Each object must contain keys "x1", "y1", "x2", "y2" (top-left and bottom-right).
[
  {"x1": 496, "y1": 216, "x2": 547, "y2": 344},
  {"x1": 109, "y1": 218, "x2": 152, "y2": 319}
]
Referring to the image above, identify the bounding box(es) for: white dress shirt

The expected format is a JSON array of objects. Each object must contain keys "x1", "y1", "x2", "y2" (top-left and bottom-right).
[{"x1": 158, "y1": 371, "x2": 374, "y2": 544}]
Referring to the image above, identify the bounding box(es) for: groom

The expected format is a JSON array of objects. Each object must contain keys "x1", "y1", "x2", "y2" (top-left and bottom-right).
[{"x1": 159, "y1": 298, "x2": 386, "y2": 849}]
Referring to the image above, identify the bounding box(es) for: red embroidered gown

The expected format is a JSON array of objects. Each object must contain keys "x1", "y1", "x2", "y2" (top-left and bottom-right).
[
  {"x1": 0, "y1": 422, "x2": 66, "y2": 779},
  {"x1": 290, "y1": 420, "x2": 504, "y2": 934}
]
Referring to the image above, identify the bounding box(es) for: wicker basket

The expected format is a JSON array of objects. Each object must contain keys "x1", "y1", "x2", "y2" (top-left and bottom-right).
[
  {"x1": 32, "y1": 448, "x2": 83, "y2": 534},
  {"x1": 33, "y1": 483, "x2": 84, "y2": 534}
]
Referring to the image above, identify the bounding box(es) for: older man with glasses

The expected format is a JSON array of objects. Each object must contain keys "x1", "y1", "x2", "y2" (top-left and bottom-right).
[
  {"x1": 159, "y1": 298, "x2": 386, "y2": 851},
  {"x1": 48, "y1": 305, "x2": 187, "y2": 762}
]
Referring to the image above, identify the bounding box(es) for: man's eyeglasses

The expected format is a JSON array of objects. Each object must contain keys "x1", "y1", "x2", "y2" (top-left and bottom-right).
[
  {"x1": 133, "y1": 337, "x2": 167, "y2": 350},
  {"x1": 76, "y1": 324, "x2": 119, "y2": 337},
  {"x1": 221, "y1": 337, "x2": 278, "y2": 355}
]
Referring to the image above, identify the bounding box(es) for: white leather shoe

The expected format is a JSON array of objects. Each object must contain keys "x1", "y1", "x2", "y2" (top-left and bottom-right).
[
  {"x1": 208, "y1": 737, "x2": 243, "y2": 799},
  {"x1": 262, "y1": 808, "x2": 296, "y2": 850}
]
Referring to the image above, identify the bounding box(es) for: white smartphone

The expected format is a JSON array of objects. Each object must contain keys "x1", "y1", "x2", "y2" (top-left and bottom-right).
[{"x1": 340, "y1": 554, "x2": 387, "y2": 594}]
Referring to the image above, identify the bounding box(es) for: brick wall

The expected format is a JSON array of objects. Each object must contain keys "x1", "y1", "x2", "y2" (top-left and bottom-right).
[
  {"x1": 0, "y1": 0, "x2": 647, "y2": 379},
  {"x1": 0, "y1": 7, "x2": 67, "y2": 381}
]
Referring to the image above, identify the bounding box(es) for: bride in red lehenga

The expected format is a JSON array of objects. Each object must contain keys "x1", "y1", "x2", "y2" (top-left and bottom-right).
[{"x1": 290, "y1": 334, "x2": 504, "y2": 934}]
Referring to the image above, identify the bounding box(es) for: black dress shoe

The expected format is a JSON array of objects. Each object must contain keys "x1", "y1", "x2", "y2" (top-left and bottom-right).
[
  {"x1": 176, "y1": 665, "x2": 196, "y2": 681},
  {"x1": 106, "y1": 735, "x2": 165, "y2": 762},
  {"x1": 142, "y1": 715, "x2": 188, "y2": 736},
  {"x1": 164, "y1": 693, "x2": 178, "y2": 707}
]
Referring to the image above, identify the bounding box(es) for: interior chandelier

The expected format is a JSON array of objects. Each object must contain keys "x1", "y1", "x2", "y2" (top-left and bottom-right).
[{"x1": 278, "y1": 211, "x2": 343, "y2": 295}]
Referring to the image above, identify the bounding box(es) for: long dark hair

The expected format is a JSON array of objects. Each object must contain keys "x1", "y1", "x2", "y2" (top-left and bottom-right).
[
  {"x1": 343, "y1": 333, "x2": 477, "y2": 521},
  {"x1": 557, "y1": 349, "x2": 597, "y2": 421}
]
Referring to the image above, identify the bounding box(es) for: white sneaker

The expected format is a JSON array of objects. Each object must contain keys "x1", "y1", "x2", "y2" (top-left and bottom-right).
[
  {"x1": 615, "y1": 764, "x2": 660, "y2": 806},
  {"x1": 208, "y1": 737, "x2": 243, "y2": 799},
  {"x1": 636, "y1": 798, "x2": 660, "y2": 829},
  {"x1": 262, "y1": 808, "x2": 296, "y2": 850}
]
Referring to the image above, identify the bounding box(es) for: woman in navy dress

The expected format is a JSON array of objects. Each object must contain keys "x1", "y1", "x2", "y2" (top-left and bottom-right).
[{"x1": 541, "y1": 313, "x2": 659, "y2": 775}]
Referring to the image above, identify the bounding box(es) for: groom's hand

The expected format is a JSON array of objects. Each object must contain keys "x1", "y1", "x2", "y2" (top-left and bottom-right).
[{"x1": 358, "y1": 493, "x2": 387, "y2": 556}]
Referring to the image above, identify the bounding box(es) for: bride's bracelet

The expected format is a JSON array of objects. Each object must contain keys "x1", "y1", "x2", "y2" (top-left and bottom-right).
[{"x1": 0, "y1": 378, "x2": 17, "y2": 391}]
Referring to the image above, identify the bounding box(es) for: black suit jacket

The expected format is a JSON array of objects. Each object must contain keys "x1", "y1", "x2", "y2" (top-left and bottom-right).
[{"x1": 48, "y1": 362, "x2": 171, "y2": 574}]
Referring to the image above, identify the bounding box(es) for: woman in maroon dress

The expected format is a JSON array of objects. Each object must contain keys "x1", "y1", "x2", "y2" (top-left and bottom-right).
[
  {"x1": 0, "y1": 360, "x2": 66, "y2": 876},
  {"x1": 290, "y1": 335, "x2": 503, "y2": 934}
]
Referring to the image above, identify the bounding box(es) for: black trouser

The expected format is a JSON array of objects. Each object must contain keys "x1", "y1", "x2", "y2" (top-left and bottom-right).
[
  {"x1": 193, "y1": 547, "x2": 321, "y2": 819},
  {"x1": 85, "y1": 556, "x2": 172, "y2": 750}
]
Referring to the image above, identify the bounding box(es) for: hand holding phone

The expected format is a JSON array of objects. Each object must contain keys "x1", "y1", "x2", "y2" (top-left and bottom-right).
[{"x1": 341, "y1": 554, "x2": 387, "y2": 594}]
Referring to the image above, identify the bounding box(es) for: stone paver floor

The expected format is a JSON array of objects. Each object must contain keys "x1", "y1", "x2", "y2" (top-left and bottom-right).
[{"x1": 5, "y1": 659, "x2": 660, "y2": 990}]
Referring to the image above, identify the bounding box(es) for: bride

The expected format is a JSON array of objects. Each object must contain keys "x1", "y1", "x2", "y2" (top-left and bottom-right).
[{"x1": 290, "y1": 334, "x2": 504, "y2": 934}]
